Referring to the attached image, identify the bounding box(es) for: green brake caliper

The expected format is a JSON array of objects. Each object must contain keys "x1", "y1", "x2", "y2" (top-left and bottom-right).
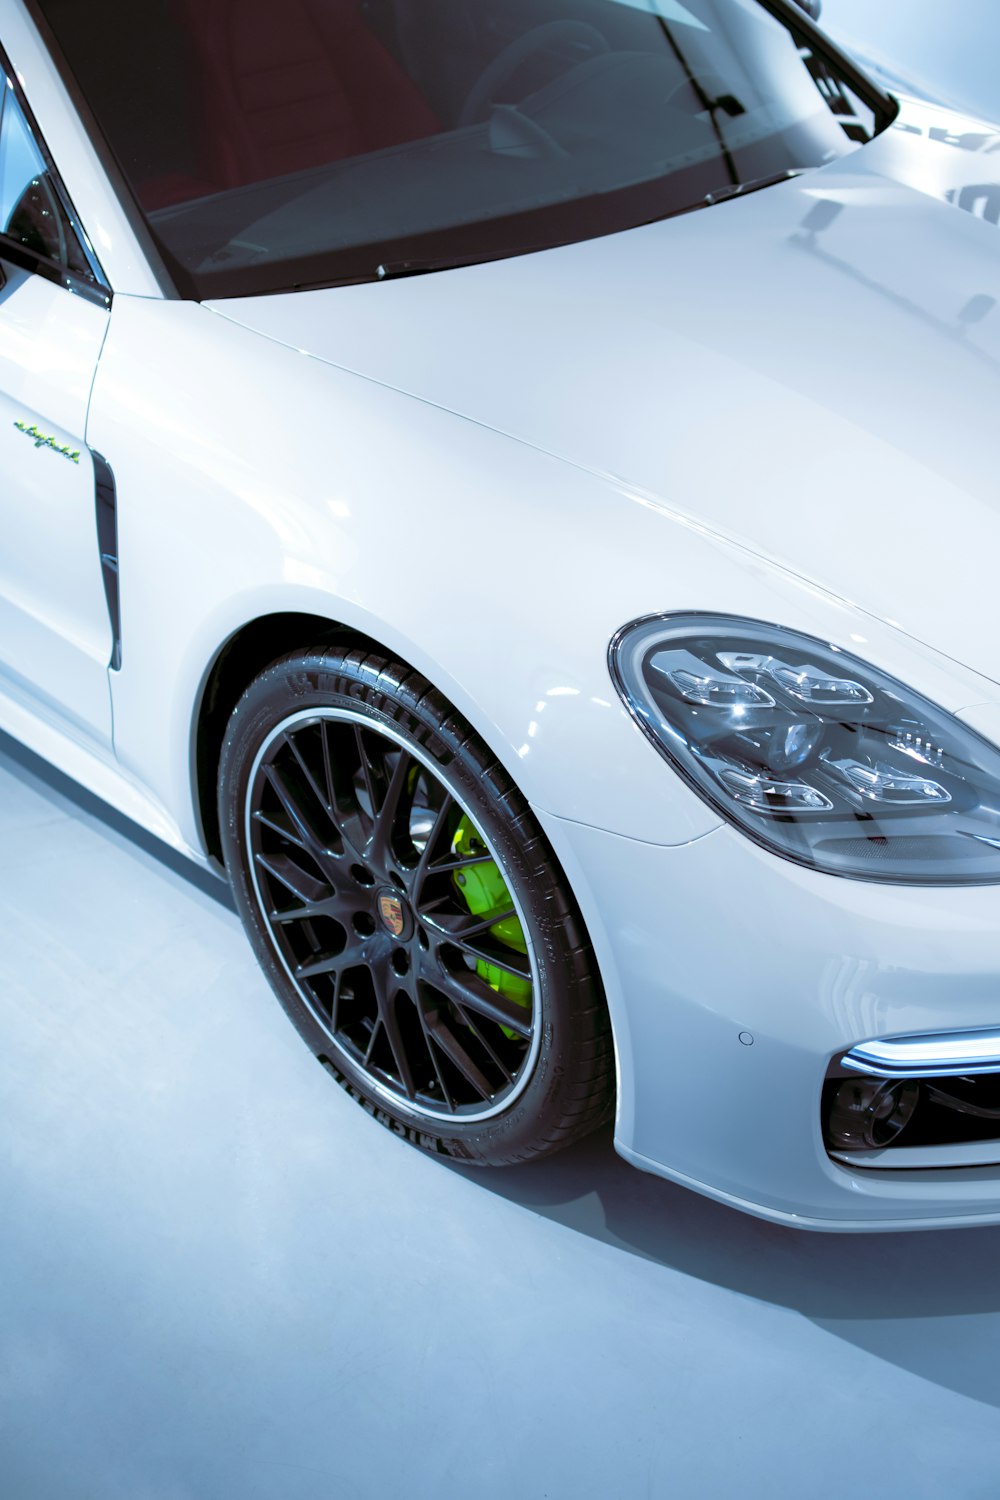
[{"x1": 451, "y1": 816, "x2": 531, "y2": 1039}]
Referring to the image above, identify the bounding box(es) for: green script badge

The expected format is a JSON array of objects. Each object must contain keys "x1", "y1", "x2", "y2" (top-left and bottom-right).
[{"x1": 13, "y1": 420, "x2": 81, "y2": 464}]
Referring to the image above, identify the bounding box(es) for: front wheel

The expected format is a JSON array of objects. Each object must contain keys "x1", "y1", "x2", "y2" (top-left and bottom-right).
[{"x1": 218, "y1": 646, "x2": 615, "y2": 1165}]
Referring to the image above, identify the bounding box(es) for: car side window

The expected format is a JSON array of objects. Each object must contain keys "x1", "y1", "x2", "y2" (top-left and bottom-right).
[{"x1": 0, "y1": 75, "x2": 95, "y2": 281}]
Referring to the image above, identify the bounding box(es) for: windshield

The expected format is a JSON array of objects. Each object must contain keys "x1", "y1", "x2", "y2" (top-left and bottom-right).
[{"x1": 33, "y1": 0, "x2": 889, "y2": 298}]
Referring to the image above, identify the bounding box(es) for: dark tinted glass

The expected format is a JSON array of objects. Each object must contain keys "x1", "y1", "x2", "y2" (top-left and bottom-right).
[
  {"x1": 0, "y1": 76, "x2": 93, "y2": 278},
  {"x1": 34, "y1": 0, "x2": 885, "y2": 297}
]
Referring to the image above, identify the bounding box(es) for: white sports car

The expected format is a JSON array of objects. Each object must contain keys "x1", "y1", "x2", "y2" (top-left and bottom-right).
[{"x1": 4, "y1": 0, "x2": 1000, "y2": 1232}]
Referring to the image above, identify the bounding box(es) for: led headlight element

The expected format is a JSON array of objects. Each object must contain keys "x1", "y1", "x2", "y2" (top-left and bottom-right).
[
  {"x1": 610, "y1": 614, "x2": 1000, "y2": 883},
  {"x1": 768, "y1": 662, "x2": 873, "y2": 707},
  {"x1": 650, "y1": 650, "x2": 777, "y2": 708}
]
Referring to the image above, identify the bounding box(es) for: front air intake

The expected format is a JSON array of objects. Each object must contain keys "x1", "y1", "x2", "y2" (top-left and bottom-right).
[{"x1": 823, "y1": 1030, "x2": 1000, "y2": 1166}]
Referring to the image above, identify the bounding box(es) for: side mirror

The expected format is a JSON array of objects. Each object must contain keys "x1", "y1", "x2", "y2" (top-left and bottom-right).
[{"x1": 794, "y1": 0, "x2": 822, "y2": 18}]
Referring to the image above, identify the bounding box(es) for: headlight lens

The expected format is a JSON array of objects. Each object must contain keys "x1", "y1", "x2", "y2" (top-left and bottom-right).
[{"x1": 610, "y1": 614, "x2": 1000, "y2": 884}]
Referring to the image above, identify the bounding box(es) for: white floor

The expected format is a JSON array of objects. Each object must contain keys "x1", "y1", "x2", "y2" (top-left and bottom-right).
[{"x1": 2, "y1": 733, "x2": 1000, "y2": 1498}]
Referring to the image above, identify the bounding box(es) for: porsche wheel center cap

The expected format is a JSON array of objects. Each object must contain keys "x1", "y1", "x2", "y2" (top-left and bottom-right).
[{"x1": 376, "y1": 889, "x2": 412, "y2": 940}]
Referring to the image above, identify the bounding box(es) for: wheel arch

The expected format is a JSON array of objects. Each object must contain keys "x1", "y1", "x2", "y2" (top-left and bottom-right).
[
  {"x1": 191, "y1": 606, "x2": 622, "y2": 1121},
  {"x1": 193, "y1": 610, "x2": 385, "y2": 861}
]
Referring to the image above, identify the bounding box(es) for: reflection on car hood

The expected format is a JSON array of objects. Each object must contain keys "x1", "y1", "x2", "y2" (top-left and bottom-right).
[{"x1": 210, "y1": 96, "x2": 1000, "y2": 688}]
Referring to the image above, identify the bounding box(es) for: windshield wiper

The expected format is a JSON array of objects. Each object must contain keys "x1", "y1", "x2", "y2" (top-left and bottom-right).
[
  {"x1": 374, "y1": 253, "x2": 491, "y2": 281},
  {"x1": 703, "y1": 169, "x2": 807, "y2": 206},
  {"x1": 370, "y1": 170, "x2": 809, "y2": 284}
]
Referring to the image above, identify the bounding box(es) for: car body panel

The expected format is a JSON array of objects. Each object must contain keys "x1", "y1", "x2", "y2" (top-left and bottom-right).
[
  {"x1": 540, "y1": 806, "x2": 1000, "y2": 1230},
  {"x1": 87, "y1": 288, "x2": 1000, "y2": 866},
  {"x1": 0, "y1": 260, "x2": 112, "y2": 745},
  {"x1": 5, "y1": 0, "x2": 1000, "y2": 1225},
  {"x1": 210, "y1": 95, "x2": 1000, "y2": 692},
  {"x1": 88, "y1": 293, "x2": 725, "y2": 854}
]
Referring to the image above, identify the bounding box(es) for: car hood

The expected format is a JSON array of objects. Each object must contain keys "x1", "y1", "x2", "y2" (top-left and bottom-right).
[{"x1": 210, "y1": 96, "x2": 1000, "y2": 690}]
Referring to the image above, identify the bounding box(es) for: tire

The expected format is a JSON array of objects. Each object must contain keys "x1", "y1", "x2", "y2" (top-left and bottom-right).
[{"x1": 218, "y1": 645, "x2": 615, "y2": 1166}]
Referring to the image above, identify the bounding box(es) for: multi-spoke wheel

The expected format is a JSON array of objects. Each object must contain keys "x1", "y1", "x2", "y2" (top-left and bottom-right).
[{"x1": 219, "y1": 646, "x2": 615, "y2": 1164}]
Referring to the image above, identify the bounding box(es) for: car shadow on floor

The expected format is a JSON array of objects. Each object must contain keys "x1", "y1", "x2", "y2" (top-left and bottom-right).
[
  {"x1": 450, "y1": 1126, "x2": 1000, "y2": 1408},
  {"x1": 8, "y1": 728, "x2": 999, "y2": 1409}
]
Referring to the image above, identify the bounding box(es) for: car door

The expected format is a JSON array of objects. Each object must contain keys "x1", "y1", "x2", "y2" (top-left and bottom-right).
[{"x1": 0, "y1": 60, "x2": 115, "y2": 750}]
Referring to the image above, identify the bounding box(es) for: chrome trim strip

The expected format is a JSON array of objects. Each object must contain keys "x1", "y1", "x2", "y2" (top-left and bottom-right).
[
  {"x1": 842, "y1": 1029, "x2": 1000, "y2": 1079},
  {"x1": 832, "y1": 1140, "x2": 1000, "y2": 1171}
]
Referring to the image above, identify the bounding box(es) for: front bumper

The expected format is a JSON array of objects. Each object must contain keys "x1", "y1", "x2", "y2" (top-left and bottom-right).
[{"x1": 536, "y1": 808, "x2": 1000, "y2": 1231}]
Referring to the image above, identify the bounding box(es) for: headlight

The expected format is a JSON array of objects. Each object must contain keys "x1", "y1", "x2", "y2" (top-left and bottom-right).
[{"x1": 610, "y1": 614, "x2": 1000, "y2": 884}]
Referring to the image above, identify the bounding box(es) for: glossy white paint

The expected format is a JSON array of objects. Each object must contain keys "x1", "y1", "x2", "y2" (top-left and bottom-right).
[
  {"x1": 540, "y1": 808, "x2": 1000, "y2": 1230},
  {"x1": 0, "y1": 669, "x2": 188, "y2": 851},
  {"x1": 4, "y1": 4, "x2": 1000, "y2": 1227},
  {"x1": 0, "y1": 260, "x2": 111, "y2": 745},
  {"x1": 211, "y1": 95, "x2": 1000, "y2": 693},
  {"x1": 823, "y1": 0, "x2": 1000, "y2": 125}
]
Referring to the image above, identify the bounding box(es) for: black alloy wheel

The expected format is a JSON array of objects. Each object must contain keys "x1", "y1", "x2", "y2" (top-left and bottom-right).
[{"x1": 218, "y1": 646, "x2": 615, "y2": 1165}]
